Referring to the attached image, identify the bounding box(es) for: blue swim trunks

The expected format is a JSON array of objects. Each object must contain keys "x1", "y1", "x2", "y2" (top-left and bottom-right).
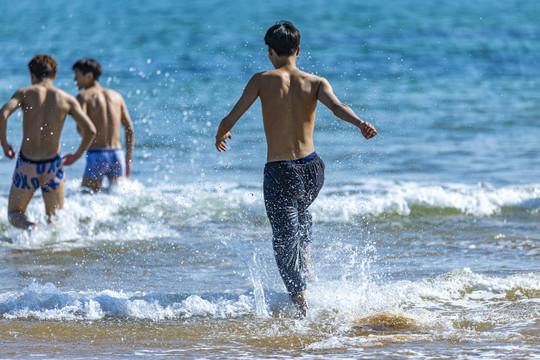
[
  {"x1": 13, "y1": 153, "x2": 65, "y2": 193},
  {"x1": 83, "y1": 148, "x2": 126, "y2": 179}
]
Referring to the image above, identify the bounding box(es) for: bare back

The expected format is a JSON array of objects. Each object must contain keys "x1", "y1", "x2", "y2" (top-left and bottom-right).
[
  {"x1": 215, "y1": 54, "x2": 377, "y2": 160},
  {"x1": 17, "y1": 84, "x2": 73, "y2": 160},
  {"x1": 77, "y1": 86, "x2": 126, "y2": 149},
  {"x1": 258, "y1": 68, "x2": 321, "y2": 162}
]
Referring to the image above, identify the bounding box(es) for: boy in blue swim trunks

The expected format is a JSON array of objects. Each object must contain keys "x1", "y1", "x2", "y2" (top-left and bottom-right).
[
  {"x1": 73, "y1": 59, "x2": 134, "y2": 193},
  {"x1": 215, "y1": 21, "x2": 377, "y2": 315},
  {"x1": 0, "y1": 54, "x2": 96, "y2": 229}
]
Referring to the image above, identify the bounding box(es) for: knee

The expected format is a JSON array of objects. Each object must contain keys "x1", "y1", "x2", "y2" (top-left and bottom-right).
[{"x1": 272, "y1": 227, "x2": 297, "y2": 243}]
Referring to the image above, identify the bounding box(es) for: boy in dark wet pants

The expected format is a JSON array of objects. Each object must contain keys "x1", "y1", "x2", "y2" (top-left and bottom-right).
[
  {"x1": 215, "y1": 21, "x2": 377, "y2": 315},
  {"x1": 264, "y1": 153, "x2": 325, "y2": 298}
]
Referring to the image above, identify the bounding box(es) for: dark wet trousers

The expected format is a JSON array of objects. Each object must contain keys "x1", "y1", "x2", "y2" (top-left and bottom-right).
[{"x1": 263, "y1": 153, "x2": 325, "y2": 296}]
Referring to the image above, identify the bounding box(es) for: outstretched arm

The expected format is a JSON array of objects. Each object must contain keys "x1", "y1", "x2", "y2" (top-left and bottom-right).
[
  {"x1": 317, "y1": 78, "x2": 377, "y2": 139},
  {"x1": 0, "y1": 92, "x2": 22, "y2": 159},
  {"x1": 215, "y1": 74, "x2": 260, "y2": 151},
  {"x1": 120, "y1": 100, "x2": 135, "y2": 177},
  {"x1": 62, "y1": 99, "x2": 96, "y2": 166}
]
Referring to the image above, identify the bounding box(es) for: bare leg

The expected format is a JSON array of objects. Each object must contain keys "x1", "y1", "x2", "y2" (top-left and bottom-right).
[
  {"x1": 42, "y1": 181, "x2": 65, "y2": 224},
  {"x1": 81, "y1": 177, "x2": 103, "y2": 194},
  {"x1": 108, "y1": 175, "x2": 128, "y2": 190},
  {"x1": 292, "y1": 290, "x2": 309, "y2": 317},
  {"x1": 7, "y1": 184, "x2": 37, "y2": 230}
]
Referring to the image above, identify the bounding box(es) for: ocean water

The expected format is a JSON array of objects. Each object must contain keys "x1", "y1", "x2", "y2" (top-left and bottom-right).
[{"x1": 0, "y1": 0, "x2": 539, "y2": 359}]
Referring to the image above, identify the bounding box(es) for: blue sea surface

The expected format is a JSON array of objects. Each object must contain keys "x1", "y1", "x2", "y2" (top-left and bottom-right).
[{"x1": 0, "y1": 0, "x2": 539, "y2": 359}]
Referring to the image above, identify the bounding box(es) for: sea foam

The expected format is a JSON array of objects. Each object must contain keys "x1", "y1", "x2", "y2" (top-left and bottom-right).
[
  {"x1": 1, "y1": 269, "x2": 538, "y2": 323},
  {"x1": 1, "y1": 179, "x2": 538, "y2": 248}
]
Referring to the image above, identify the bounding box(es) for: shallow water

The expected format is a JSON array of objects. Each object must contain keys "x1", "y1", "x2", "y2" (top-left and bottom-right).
[{"x1": 1, "y1": 0, "x2": 539, "y2": 358}]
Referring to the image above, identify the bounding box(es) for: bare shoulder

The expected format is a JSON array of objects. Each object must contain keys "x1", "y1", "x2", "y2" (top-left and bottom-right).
[
  {"x1": 55, "y1": 87, "x2": 74, "y2": 98},
  {"x1": 259, "y1": 69, "x2": 290, "y2": 81},
  {"x1": 76, "y1": 87, "x2": 99, "y2": 104},
  {"x1": 100, "y1": 87, "x2": 126, "y2": 104},
  {"x1": 19, "y1": 85, "x2": 77, "y2": 105},
  {"x1": 78, "y1": 87, "x2": 123, "y2": 102},
  {"x1": 249, "y1": 71, "x2": 268, "y2": 83},
  {"x1": 293, "y1": 70, "x2": 327, "y2": 96},
  {"x1": 297, "y1": 69, "x2": 319, "y2": 78},
  {"x1": 299, "y1": 70, "x2": 326, "y2": 84},
  {"x1": 76, "y1": 90, "x2": 90, "y2": 103},
  {"x1": 55, "y1": 87, "x2": 78, "y2": 104},
  {"x1": 14, "y1": 85, "x2": 36, "y2": 97},
  {"x1": 288, "y1": 69, "x2": 324, "y2": 87},
  {"x1": 258, "y1": 69, "x2": 275, "y2": 77},
  {"x1": 4, "y1": 86, "x2": 36, "y2": 108},
  {"x1": 258, "y1": 68, "x2": 315, "y2": 83}
]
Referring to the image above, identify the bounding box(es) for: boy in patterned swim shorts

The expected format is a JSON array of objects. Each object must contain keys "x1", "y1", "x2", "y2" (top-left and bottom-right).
[
  {"x1": 73, "y1": 59, "x2": 134, "y2": 193},
  {"x1": 0, "y1": 54, "x2": 96, "y2": 229}
]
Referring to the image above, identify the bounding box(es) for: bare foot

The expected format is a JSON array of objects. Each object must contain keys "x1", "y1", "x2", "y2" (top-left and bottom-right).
[
  {"x1": 292, "y1": 291, "x2": 309, "y2": 317},
  {"x1": 27, "y1": 222, "x2": 39, "y2": 231}
]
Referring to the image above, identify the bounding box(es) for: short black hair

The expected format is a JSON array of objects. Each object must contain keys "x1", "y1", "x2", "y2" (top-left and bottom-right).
[
  {"x1": 72, "y1": 58, "x2": 102, "y2": 80},
  {"x1": 264, "y1": 21, "x2": 300, "y2": 56}
]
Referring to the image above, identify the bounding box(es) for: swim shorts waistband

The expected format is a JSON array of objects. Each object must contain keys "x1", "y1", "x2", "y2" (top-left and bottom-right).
[
  {"x1": 19, "y1": 152, "x2": 61, "y2": 164},
  {"x1": 87, "y1": 148, "x2": 122, "y2": 153},
  {"x1": 269, "y1": 152, "x2": 318, "y2": 165}
]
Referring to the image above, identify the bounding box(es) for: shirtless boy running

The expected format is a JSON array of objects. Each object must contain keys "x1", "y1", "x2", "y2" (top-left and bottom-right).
[
  {"x1": 215, "y1": 21, "x2": 377, "y2": 316},
  {"x1": 0, "y1": 54, "x2": 96, "y2": 229},
  {"x1": 72, "y1": 59, "x2": 134, "y2": 193}
]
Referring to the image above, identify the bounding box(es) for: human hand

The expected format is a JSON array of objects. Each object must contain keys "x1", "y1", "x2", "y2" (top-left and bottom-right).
[
  {"x1": 61, "y1": 153, "x2": 79, "y2": 166},
  {"x1": 360, "y1": 121, "x2": 377, "y2": 139},
  {"x1": 2, "y1": 144, "x2": 16, "y2": 159},
  {"x1": 216, "y1": 132, "x2": 232, "y2": 152}
]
